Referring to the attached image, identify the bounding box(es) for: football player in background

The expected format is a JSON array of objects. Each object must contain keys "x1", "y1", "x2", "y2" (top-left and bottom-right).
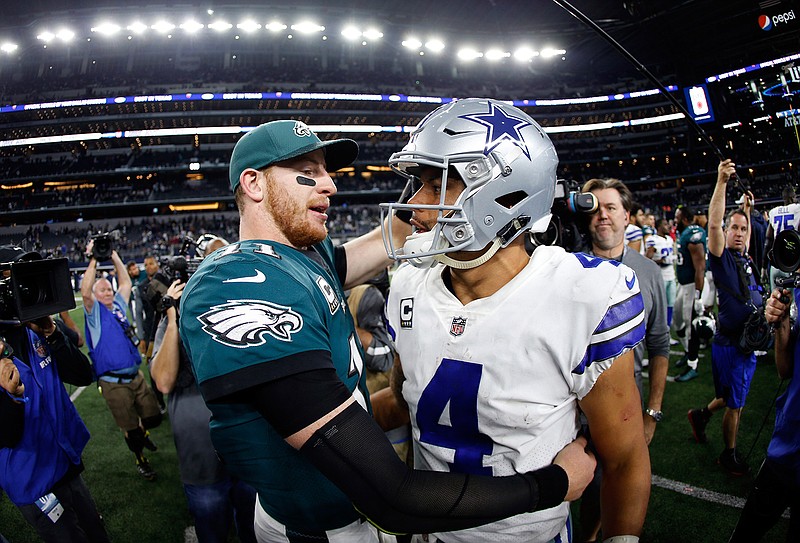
[{"x1": 378, "y1": 98, "x2": 650, "y2": 543}]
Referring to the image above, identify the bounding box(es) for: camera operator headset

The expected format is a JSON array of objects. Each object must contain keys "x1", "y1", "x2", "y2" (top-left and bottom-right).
[
  {"x1": 0, "y1": 245, "x2": 110, "y2": 542},
  {"x1": 81, "y1": 238, "x2": 162, "y2": 480}
]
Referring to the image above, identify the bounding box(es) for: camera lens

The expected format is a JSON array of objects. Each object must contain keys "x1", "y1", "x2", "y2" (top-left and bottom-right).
[{"x1": 773, "y1": 229, "x2": 800, "y2": 273}]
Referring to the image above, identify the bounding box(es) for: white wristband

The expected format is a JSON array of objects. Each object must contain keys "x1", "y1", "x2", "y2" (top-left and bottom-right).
[{"x1": 603, "y1": 537, "x2": 640, "y2": 543}]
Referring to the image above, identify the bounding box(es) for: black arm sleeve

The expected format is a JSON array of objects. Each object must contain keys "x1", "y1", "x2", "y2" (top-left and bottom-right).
[
  {"x1": 247, "y1": 368, "x2": 568, "y2": 535},
  {"x1": 0, "y1": 393, "x2": 25, "y2": 448},
  {"x1": 48, "y1": 329, "x2": 95, "y2": 386}
]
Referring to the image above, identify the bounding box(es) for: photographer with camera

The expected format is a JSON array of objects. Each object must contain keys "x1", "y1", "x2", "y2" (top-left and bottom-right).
[
  {"x1": 149, "y1": 237, "x2": 257, "y2": 543},
  {"x1": 82, "y1": 239, "x2": 162, "y2": 480},
  {"x1": 0, "y1": 245, "x2": 110, "y2": 543},
  {"x1": 687, "y1": 159, "x2": 765, "y2": 476},
  {"x1": 728, "y1": 285, "x2": 800, "y2": 542}
]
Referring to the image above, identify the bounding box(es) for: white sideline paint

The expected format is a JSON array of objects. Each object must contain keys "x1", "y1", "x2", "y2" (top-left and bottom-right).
[{"x1": 652, "y1": 475, "x2": 790, "y2": 519}]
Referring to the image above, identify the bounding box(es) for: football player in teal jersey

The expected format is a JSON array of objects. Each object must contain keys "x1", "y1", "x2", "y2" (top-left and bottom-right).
[
  {"x1": 179, "y1": 120, "x2": 597, "y2": 543},
  {"x1": 673, "y1": 206, "x2": 708, "y2": 381}
]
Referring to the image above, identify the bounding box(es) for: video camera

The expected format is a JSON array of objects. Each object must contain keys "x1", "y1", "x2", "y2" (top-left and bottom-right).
[
  {"x1": 771, "y1": 229, "x2": 800, "y2": 288},
  {"x1": 530, "y1": 179, "x2": 597, "y2": 252},
  {"x1": 159, "y1": 237, "x2": 203, "y2": 284},
  {"x1": 0, "y1": 256, "x2": 75, "y2": 325},
  {"x1": 90, "y1": 231, "x2": 118, "y2": 261},
  {"x1": 146, "y1": 236, "x2": 204, "y2": 314}
]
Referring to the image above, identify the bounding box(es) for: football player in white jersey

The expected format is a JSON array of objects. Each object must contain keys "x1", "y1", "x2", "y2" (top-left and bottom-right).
[
  {"x1": 766, "y1": 185, "x2": 800, "y2": 291},
  {"x1": 378, "y1": 98, "x2": 650, "y2": 543},
  {"x1": 651, "y1": 218, "x2": 678, "y2": 327}
]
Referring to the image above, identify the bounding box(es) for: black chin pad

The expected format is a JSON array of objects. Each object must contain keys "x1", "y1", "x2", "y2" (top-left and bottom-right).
[{"x1": 296, "y1": 175, "x2": 317, "y2": 186}]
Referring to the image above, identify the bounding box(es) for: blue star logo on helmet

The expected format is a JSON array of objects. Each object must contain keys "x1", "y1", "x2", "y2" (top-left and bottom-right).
[{"x1": 459, "y1": 102, "x2": 534, "y2": 159}]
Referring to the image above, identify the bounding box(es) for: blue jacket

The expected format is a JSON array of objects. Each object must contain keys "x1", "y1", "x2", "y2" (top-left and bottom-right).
[
  {"x1": 0, "y1": 329, "x2": 90, "y2": 505},
  {"x1": 85, "y1": 296, "x2": 141, "y2": 376}
]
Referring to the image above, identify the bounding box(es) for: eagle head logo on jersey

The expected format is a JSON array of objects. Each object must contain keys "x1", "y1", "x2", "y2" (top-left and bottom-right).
[{"x1": 197, "y1": 299, "x2": 304, "y2": 347}]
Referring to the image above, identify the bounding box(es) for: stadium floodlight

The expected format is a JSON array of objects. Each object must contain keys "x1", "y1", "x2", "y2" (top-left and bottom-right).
[
  {"x1": 180, "y1": 20, "x2": 204, "y2": 34},
  {"x1": 513, "y1": 46, "x2": 539, "y2": 62},
  {"x1": 1, "y1": 42, "x2": 18, "y2": 54},
  {"x1": 485, "y1": 49, "x2": 510, "y2": 61},
  {"x1": 402, "y1": 37, "x2": 422, "y2": 50},
  {"x1": 291, "y1": 21, "x2": 325, "y2": 34},
  {"x1": 265, "y1": 21, "x2": 287, "y2": 32},
  {"x1": 151, "y1": 20, "x2": 176, "y2": 34},
  {"x1": 237, "y1": 20, "x2": 262, "y2": 33},
  {"x1": 457, "y1": 48, "x2": 482, "y2": 61},
  {"x1": 540, "y1": 47, "x2": 566, "y2": 58},
  {"x1": 341, "y1": 26, "x2": 361, "y2": 41},
  {"x1": 362, "y1": 28, "x2": 383, "y2": 40},
  {"x1": 56, "y1": 29, "x2": 75, "y2": 42},
  {"x1": 37, "y1": 31, "x2": 56, "y2": 43},
  {"x1": 208, "y1": 20, "x2": 233, "y2": 32},
  {"x1": 127, "y1": 22, "x2": 148, "y2": 34},
  {"x1": 91, "y1": 22, "x2": 121, "y2": 36},
  {"x1": 425, "y1": 39, "x2": 445, "y2": 53}
]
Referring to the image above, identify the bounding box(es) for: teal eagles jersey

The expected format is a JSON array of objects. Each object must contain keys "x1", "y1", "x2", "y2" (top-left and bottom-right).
[
  {"x1": 179, "y1": 238, "x2": 370, "y2": 531},
  {"x1": 676, "y1": 225, "x2": 707, "y2": 285}
]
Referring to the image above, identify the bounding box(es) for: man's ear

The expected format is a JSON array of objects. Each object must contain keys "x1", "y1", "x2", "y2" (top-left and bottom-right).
[{"x1": 239, "y1": 168, "x2": 265, "y2": 202}]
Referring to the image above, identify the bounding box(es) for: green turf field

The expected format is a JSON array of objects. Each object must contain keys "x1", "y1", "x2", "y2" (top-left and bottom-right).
[{"x1": 0, "y1": 304, "x2": 791, "y2": 542}]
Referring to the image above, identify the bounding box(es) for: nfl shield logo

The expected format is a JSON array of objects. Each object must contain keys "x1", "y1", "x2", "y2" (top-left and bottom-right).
[
  {"x1": 450, "y1": 317, "x2": 467, "y2": 337},
  {"x1": 34, "y1": 339, "x2": 48, "y2": 358}
]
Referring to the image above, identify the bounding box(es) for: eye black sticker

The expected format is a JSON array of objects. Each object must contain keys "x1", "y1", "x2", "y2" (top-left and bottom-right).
[{"x1": 296, "y1": 175, "x2": 316, "y2": 187}]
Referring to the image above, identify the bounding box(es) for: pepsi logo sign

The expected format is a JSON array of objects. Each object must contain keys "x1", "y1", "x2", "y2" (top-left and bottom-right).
[{"x1": 759, "y1": 10, "x2": 796, "y2": 31}]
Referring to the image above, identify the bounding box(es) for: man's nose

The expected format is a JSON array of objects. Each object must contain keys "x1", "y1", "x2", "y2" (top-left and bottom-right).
[{"x1": 317, "y1": 174, "x2": 337, "y2": 195}]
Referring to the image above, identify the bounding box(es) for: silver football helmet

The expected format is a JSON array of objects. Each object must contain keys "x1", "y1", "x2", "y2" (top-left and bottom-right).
[{"x1": 381, "y1": 98, "x2": 558, "y2": 268}]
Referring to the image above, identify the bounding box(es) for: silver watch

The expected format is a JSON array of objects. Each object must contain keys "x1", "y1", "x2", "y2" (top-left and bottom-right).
[{"x1": 645, "y1": 408, "x2": 663, "y2": 422}]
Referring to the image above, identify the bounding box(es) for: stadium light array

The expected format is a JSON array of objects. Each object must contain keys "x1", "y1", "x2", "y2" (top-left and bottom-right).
[
  {"x1": 341, "y1": 26, "x2": 361, "y2": 41},
  {"x1": 485, "y1": 48, "x2": 510, "y2": 61},
  {"x1": 208, "y1": 20, "x2": 233, "y2": 32},
  {"x1": 37, "y1": 29, "x2": 75, "y2": 43},
  {"x1": 127, "y1": 22, "x2": 148, "y2": 34},
  {"x1": 457, "y1": 48, "x2": 483, "y2": 61},
  {"x1": 402, "y1": 37, "x2": 422, "y2": 50},
  {"x1": 237, "y1": 20, "x2": 262, "y2": 33},
  {"x1": 265, "y1": 21, "x2": 287, "y2": 32},
  {"x1": 362, "y1": 28, "x2": 383, "y2": 40},
  {"x1": 1, "y1": 42, "x2": 17, "y2": 54},
  {"x1": 180, "y1": 20, "x2": 204, "y2": 34},
  {"x1": 291, "y1": 21, "x2": 325, "y2": 34},
  {"x1": 540, "y1": 47, "x2": 566, "y2": 58},
  {"x1": 151, "y1": 20, "x2": 176, "y2": 34},
  {"x1": 513, "y1": 47, "x2": 539, "y2": 62},
  {"x1": 91, "y1": 22, "x2": 121, "y2": 36},
  {"x1": 425, "y1": 39, "x2": 445, "y2": 53}
]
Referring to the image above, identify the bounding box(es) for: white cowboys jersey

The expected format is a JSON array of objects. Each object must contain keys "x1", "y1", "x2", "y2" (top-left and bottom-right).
[
  {"x1": 387, "y1": 245, "x2": 645, "y2": 543},
  {"x1": 768, "y1": 202, "x2": 800, "y2": 235},
  {"x1": 650, "y1": 234, "x2": 676, "y2": 282}
]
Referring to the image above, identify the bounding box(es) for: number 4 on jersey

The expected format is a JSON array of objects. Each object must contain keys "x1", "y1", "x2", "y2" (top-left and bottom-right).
[{"x1": 416, "y1": 358, "x2": 493, "y2": 475}]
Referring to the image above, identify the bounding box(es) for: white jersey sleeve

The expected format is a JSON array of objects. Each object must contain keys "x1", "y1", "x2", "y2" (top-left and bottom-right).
[{"x1": 625, "y1": 223, "x2": 643, "y2": 246}]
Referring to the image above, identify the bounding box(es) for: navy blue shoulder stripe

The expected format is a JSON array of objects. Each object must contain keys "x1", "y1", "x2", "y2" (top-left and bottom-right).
[{"x1": 594, "y1": 292, "x2": 645, "y2": 335}]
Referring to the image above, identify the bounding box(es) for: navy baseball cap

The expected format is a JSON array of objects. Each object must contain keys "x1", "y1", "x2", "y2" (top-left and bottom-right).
[{"x1": 229, "y1": 120, "x2": 359, "y2": 192}]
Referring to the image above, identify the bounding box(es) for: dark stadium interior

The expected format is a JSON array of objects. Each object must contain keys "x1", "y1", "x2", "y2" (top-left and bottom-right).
[{"x1": 1, "y1": 0, "x2": 799, "y2": 260}]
